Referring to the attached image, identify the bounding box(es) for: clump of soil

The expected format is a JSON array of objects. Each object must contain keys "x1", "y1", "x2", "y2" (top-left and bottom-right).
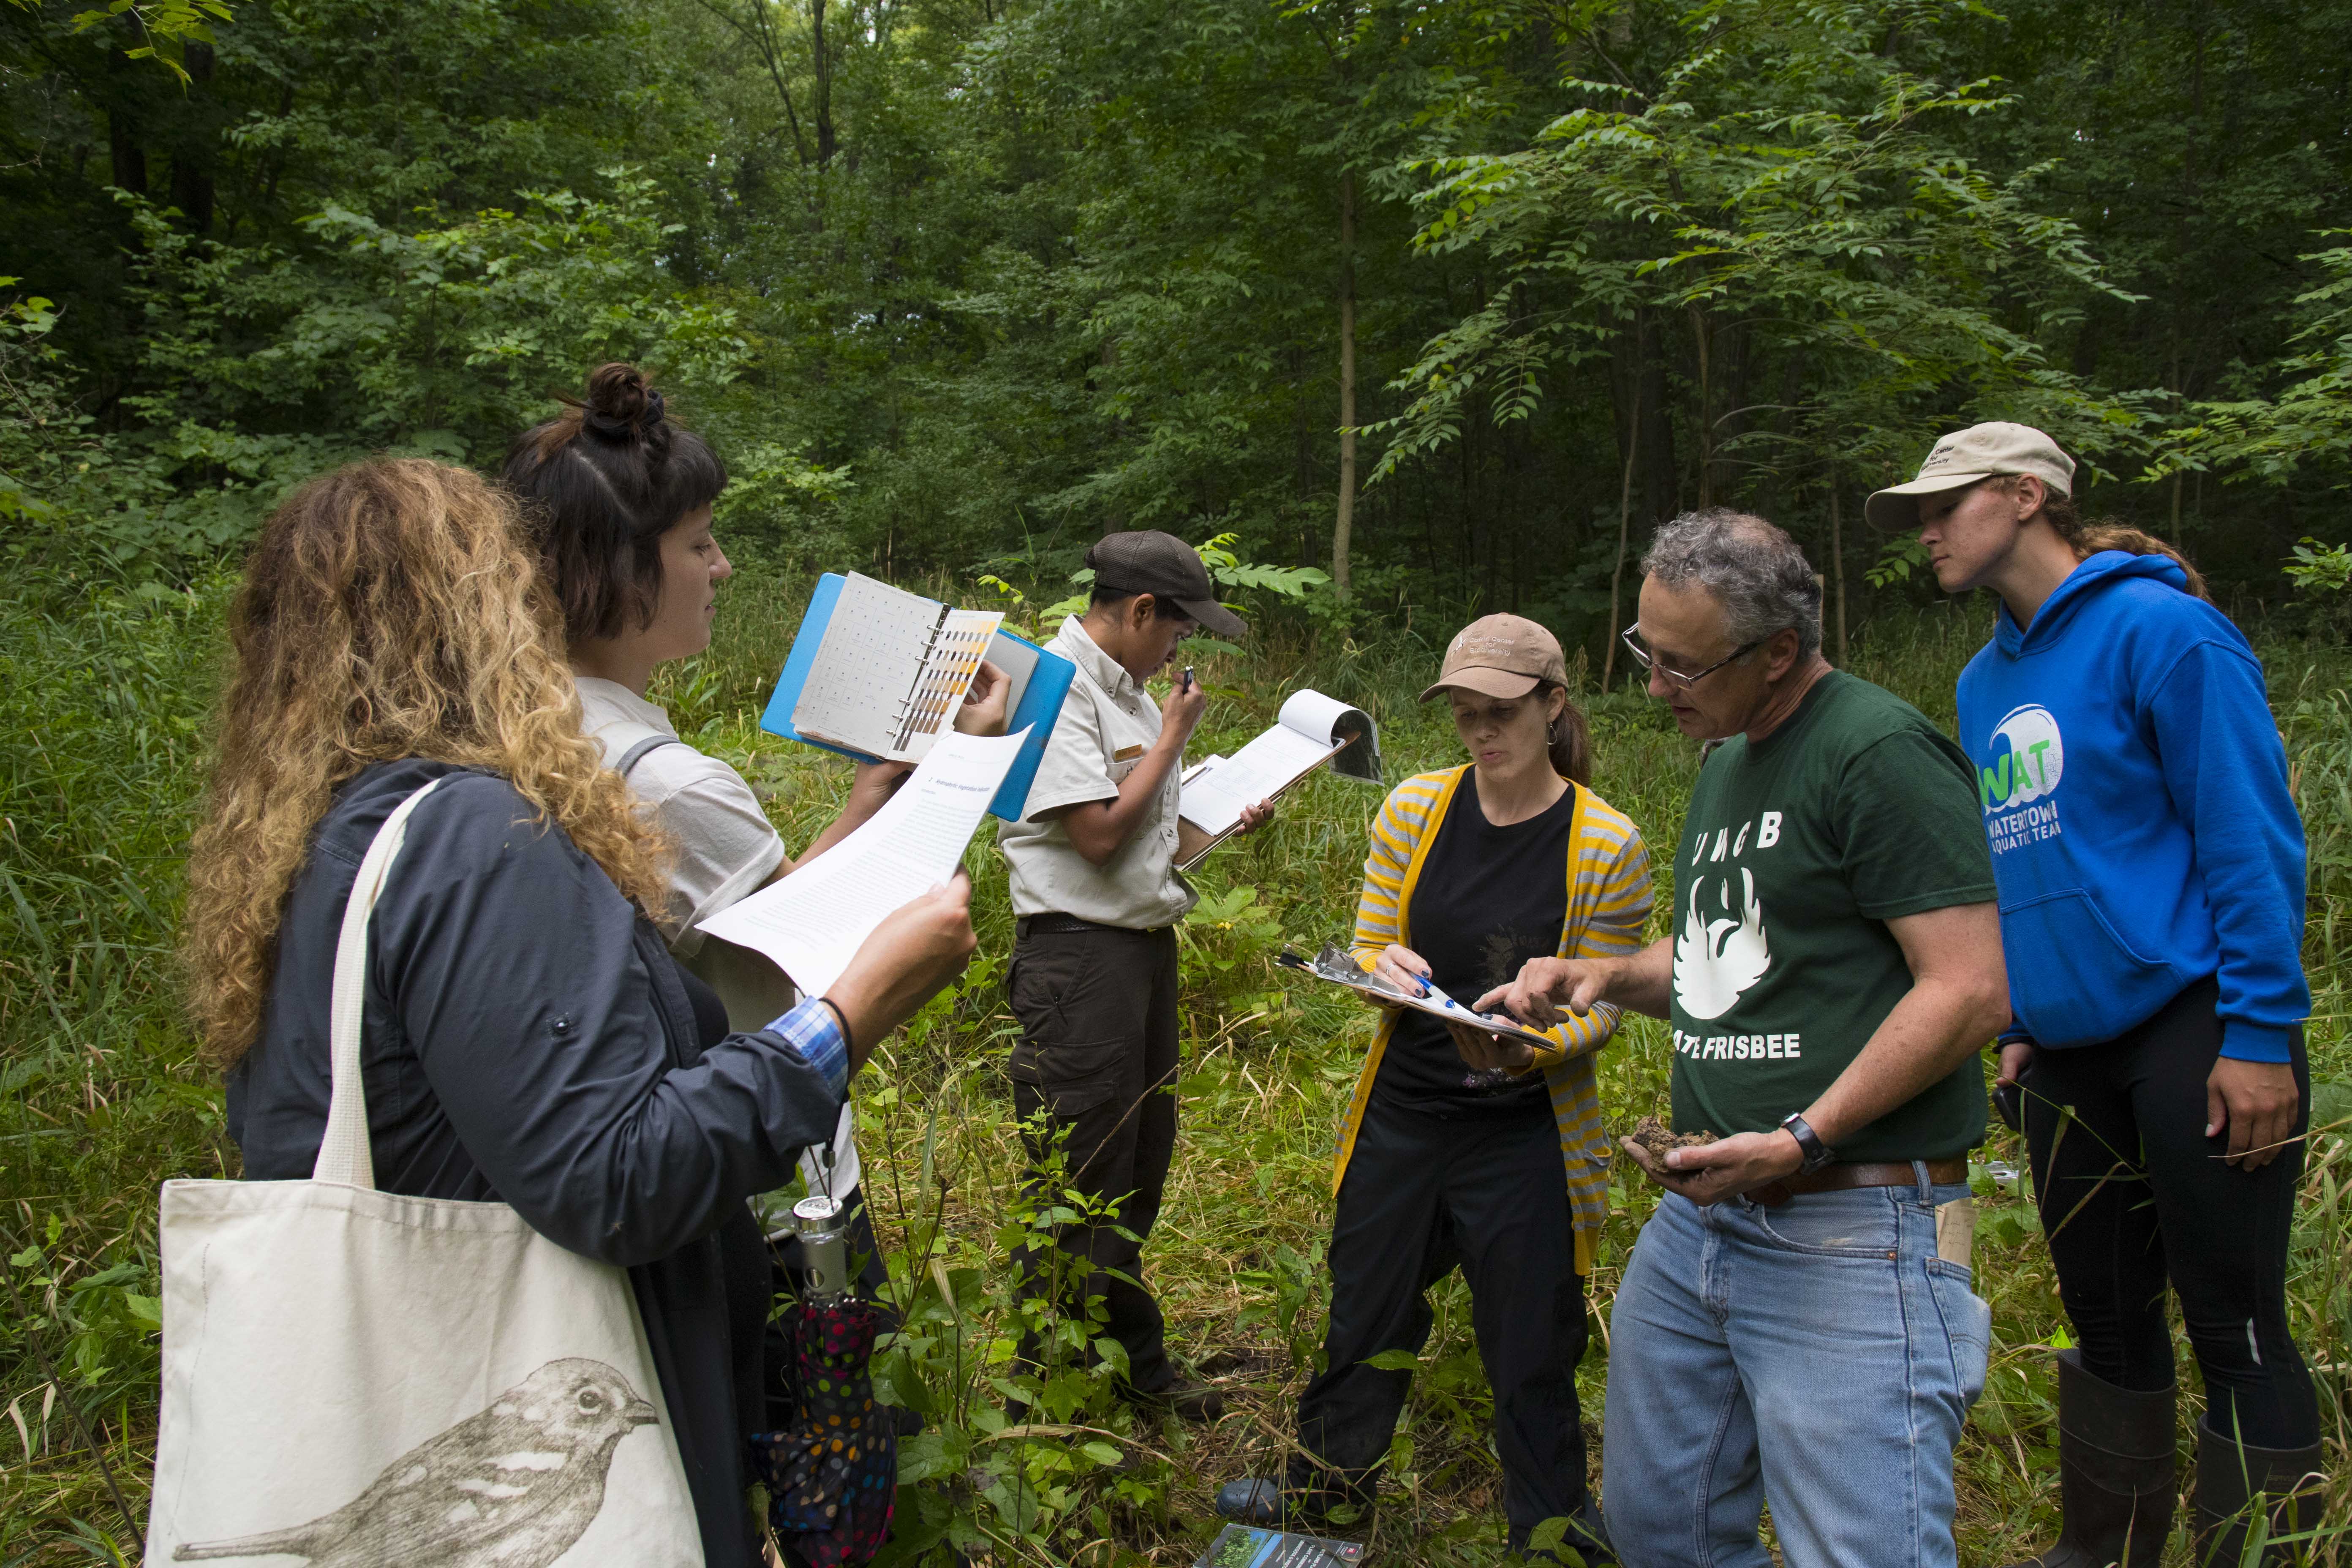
[{"x1": 1626, "y1": 1115, "x2": 1717, "y2": 1161}]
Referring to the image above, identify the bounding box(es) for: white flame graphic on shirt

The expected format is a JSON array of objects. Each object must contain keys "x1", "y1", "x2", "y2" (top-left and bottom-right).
[{"x1": 1673, "y1": 868, "x2": 1771, "y2": 1021}]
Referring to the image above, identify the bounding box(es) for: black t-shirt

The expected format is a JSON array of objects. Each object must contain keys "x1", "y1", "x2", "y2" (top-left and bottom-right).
[{"x1": 1371, "y1": 775, "x2": 1575, "y2": 1118}]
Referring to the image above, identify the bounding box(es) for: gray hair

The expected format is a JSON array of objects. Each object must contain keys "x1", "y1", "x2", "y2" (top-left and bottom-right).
[{"x1": 1639, "y1": 507, "x2": 1823, "y2": 661}]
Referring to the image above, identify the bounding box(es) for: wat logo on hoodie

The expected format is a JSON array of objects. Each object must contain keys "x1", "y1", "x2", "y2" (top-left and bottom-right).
[{"x1": 1981, "y1": 703, "x2": 2065, "y2": 854}]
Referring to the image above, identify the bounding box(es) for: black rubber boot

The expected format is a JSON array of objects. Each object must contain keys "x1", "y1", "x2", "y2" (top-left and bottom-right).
[
  {"x1": 2000, "y1": 1350, "x2": 2177, "y2": 1568},
  {"x1": 2192, "y1": 1418, "x2": 2324, "y2": 1567}
]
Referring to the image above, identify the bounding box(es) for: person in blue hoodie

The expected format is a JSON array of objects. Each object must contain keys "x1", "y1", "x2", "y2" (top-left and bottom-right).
[{"x1": 1867, "y1": 422, "x2": 2319, "y2": 1568}]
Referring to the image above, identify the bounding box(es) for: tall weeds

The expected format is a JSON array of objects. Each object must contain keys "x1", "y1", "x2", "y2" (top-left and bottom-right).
[{"x1": 2, "y1": 573, "x2": 2345, "y2": 1564}]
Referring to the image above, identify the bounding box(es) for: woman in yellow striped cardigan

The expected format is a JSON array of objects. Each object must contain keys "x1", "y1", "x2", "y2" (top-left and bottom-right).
[{"x1": 1218, "y1": 614, "x2": 1653, "y2": 1562}]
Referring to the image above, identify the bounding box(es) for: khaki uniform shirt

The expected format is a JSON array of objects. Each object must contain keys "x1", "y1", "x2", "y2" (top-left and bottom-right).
[{"x1": 997, "y1": 618, "x2": 1195, "y2": 929}]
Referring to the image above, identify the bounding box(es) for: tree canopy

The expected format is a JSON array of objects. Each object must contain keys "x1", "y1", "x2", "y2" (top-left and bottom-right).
[{"x1": 5, "y1": 0, "x2": 2349, "y2": 632}]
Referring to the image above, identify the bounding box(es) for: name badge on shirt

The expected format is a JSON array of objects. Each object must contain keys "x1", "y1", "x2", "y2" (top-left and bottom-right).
[{"x1": 1113, "y1": 744, "x2": 1146, "y2": 762}]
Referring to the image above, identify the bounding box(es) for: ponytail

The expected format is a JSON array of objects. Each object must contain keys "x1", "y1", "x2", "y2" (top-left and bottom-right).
[
  {"x1": 2001, "y1": 477, "x2": 2210, "y2": 602},
  {"x1": 1541, "y1": 683, "x2": 1593, "y2": 786},
  {"x1": 2069, "y1": 521, "x2": 2210, "y2": 602}
]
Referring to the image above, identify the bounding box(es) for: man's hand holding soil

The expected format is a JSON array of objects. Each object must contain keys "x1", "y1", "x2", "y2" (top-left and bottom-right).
[{"x1": 1617, "y1": 1125, "x2": 1803, "y2": 1207}]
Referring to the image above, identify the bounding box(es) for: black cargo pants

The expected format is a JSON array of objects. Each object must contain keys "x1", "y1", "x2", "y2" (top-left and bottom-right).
[
  {"x1": 1004, "y1": 918, "x2": 1181, "y2": 1394},
  {"x1": 1291, "y1": 1093, "x2": 1595, "y2": 1553}
]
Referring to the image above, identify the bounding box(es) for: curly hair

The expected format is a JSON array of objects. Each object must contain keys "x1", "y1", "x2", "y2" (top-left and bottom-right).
[
  {"x1": 1642, "y1": 507, "x2": 1824, "y2": 659},
  {"x1": 181, "y1": 458, "x2": 672, "y2": 1067}
]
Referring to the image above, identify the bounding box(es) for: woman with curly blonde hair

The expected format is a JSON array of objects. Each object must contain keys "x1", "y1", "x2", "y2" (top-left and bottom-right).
[{"x1": 182, "y1": 457, "x2": 976, "y2": 1568}]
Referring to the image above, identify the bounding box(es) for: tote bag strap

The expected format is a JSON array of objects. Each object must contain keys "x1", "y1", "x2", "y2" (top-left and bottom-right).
[{"x1": 313, "y1": 777, "x2": 448, "y2": 1188}]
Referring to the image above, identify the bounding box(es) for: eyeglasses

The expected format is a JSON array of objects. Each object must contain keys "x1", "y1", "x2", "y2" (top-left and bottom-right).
[{"x1": 1620, "y1": 623, "x2": 1761, "y2": 691}]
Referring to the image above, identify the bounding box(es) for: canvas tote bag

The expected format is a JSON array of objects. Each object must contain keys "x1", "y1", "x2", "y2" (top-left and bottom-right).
[{"x1": 146, "y1": 779, "x2": 704, "y2": 1566}]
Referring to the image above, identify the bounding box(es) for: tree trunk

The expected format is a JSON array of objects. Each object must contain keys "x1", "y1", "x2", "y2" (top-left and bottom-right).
[
  {"x1": 811, "y1": 0, "x2": 837, "y2": 167},
  {"x1": 1101, "y1": 338, "x2": 1126, "y2": 537},
  {"x1": 1636, "y1": 308, "x2": 1677, "y2": 527},
  {"x1": 1332, "y1": 166, "x2": 1357, "y2": 605},
  {"x1": 168, "y1": 43, "x2": 217, "y2": 233},
  {"x1": 105, "y1": 28, "x2": 147, "y2": 195},
  {"x1": 1601, "y1": 387, "x2": 1642, "y2": 690},
  {"x1": 1830, "y1": 481, "x2": 1848, "y2": 665},
  {"x1": 108, "y1": 110, "x2": 146, "y2": 194},
  {"x1": 1688, "y1": 304, "x2": 1714, "y2": 506}
]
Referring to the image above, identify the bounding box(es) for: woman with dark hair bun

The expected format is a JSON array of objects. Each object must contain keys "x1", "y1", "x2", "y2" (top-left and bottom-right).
[{"x1": 504, "y1": 365, "x2": 1005, "y2": 1297}]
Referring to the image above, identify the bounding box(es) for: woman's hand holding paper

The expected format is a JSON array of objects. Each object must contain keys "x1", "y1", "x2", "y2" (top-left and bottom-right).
[
  {"x1": 952, "y1": 659, "x2": 1011, "y2": 737},
  {"x1": 1448, "y1": 1020, "x2": 1538, "y2": 1074},
  {"x1": 848, "y1": 759, "x2": 914, "y2": 811},
  {"x1": 1233, "y1": 799, "x2": 1276, "y2": 835},
  {"x1": 823, "y1": 871, "x2": 978, "y2": 1071},
  {"x1": 1370, "y1": 943, "x2": 1432, "y2": 1008}
]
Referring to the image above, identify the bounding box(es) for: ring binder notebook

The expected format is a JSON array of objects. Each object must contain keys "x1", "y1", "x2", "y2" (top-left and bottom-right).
[
  {"x1": 761, "y1": 573, "x2": 1077, "y2": 822},
  {"x1": 790, "y1": 573, "x2": 1004, "y2": 763}
]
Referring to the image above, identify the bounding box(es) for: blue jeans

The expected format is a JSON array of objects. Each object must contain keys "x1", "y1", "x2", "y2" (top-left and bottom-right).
[{"x1": 1601, "y1": 1178, "x2": 1988, "y2": 1568}]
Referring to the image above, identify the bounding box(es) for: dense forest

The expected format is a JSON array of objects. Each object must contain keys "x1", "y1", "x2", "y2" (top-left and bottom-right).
[
  {"x1": 7, "y1": 0, "x2": 2352, "y2": 632},
  {"x1": 3, "y1": 2, "x2": 2351, "y2": 1565}
]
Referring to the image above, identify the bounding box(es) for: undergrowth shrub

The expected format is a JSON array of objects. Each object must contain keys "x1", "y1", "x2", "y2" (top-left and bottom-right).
[{"x1": 1, "y1": 565, "x2": 2346, "y2": 1565}]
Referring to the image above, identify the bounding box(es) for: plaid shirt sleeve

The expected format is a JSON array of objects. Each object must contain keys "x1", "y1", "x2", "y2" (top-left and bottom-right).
[{"x1": 762, "y1": 998, "x2": 849, "y2": 1099}]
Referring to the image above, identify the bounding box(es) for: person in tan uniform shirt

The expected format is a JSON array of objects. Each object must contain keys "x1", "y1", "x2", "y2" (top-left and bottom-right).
[{"x1": 996, "y1": 531, "x2": 1271, "y2": 1422}]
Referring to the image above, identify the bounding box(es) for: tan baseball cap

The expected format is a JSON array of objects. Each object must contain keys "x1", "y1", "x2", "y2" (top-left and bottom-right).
[
  {"x1": 1420, "y1": 613, "x2": 1567, "y2": 702},
  {"x1": 1864, "y1": 422, "x2": 2075, "y2": 532}
]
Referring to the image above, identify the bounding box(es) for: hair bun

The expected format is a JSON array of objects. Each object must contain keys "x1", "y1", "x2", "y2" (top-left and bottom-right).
[{"x1": 582, "y1": 363, "x2": 665, "y2": 441}]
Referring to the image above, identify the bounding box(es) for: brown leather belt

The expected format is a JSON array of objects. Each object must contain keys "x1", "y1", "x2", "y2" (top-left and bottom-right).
[{"x1": 1742, "y1": 1158, "x2": 1969, "y2": 1209}]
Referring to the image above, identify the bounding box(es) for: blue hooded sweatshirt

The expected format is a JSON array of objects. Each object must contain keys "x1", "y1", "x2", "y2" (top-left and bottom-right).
[{"x1": 1955, "y1": 552, "x2": 2308, "y2": 1061}]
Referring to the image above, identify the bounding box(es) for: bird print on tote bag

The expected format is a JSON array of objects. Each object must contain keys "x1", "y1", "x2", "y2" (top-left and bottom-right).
[{"x1": 172, "y1": 1358, "x2": 659, "y2": 1567}]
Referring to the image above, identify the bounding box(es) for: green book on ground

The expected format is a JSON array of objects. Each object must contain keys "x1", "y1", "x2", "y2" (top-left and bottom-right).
[{"x1": 1192, "y1": 1523, "x2": 1366, "y2": 1567}]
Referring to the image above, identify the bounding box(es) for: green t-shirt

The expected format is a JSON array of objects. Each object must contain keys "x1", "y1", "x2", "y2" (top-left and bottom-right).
[{"x1": 1669, "y1": 670, "x2": 1995, "y2": 1162}]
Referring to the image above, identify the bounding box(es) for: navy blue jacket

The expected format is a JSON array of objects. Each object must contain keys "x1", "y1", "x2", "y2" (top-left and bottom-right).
[{"x1": 229, "y1": 758, "x2": 843, "y2": 1568}]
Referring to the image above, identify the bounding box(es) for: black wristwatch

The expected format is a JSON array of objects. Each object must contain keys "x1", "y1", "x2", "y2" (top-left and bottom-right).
[{"x1": 1779, "y1": 1112, "x2": 1836, "y2": 1175}]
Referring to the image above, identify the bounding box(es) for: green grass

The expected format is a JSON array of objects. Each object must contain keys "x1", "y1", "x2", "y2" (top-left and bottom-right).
[{"x1": 1, "y1": 569, "x2": 2346, "y2": 1565}]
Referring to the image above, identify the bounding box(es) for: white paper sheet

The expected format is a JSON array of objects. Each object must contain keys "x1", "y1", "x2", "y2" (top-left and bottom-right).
[
  {"x1": 1179, "y1": 724, "x2": 1337, "y2": 835},
  {"x1": 983, "y1": 629, "x2": 1041, "y2": 718},
  {"x1": 697, "y1": 728, "x2": 1028, "y2": 999},
  {"x1": 1276, "y1": 945, "x2": 1562, "y2": 1048},
  {"x1": 1274, "y1": 688, "x2": 1355, "y2": 743}
]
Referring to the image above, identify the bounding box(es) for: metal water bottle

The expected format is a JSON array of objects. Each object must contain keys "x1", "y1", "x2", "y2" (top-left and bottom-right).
[{"x1": 792, "y1": 1194, "x2": 851, "y2": 1304}]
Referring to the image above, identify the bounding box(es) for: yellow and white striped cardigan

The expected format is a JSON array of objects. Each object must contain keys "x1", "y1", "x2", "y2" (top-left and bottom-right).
[{"x1": 1335, "y1": 765, "x2": 1655, "y2": 1275}]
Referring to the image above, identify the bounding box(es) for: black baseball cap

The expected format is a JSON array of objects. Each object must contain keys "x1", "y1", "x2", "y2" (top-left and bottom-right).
[{"x1": 1085, "y1": 531, "x2": 1248, "y2": 638}]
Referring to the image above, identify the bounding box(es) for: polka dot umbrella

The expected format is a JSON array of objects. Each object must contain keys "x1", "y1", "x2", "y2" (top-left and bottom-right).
[{"x1": 752, "y1": 1195, "x2": 897, "y2": 1568}]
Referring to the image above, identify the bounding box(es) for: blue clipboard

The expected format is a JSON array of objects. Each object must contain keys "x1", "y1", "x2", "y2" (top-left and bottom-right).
[{"x1": 760, "y1": 573, "x2": 1075, "y2": 822}]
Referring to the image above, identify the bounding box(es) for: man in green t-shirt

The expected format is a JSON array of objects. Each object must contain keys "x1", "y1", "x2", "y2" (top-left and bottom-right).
[{"x1": 1482, "y1": 509, "x2": 2007, "y2": 1568}]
